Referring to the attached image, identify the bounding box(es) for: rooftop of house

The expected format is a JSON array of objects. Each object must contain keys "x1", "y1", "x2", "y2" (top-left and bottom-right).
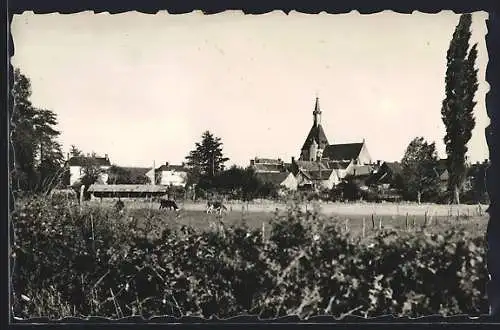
[
  {"x1": 88, "y1": 184, "x2": 168, "y2": 193},
  {"x1": 323, "y1": 160, "x2": 352, "y2": 170},
  {"x1": 350, "y1": 164, "x2": 374, "y2": 177},
  {"x1": 252, "y1": 163, "x2": 285, "y2": 172},
  {"x1": 383, "y1": 162, "x2": 403, "y2": 175},
  {"x1": 294, "y1": 160, "x2": 330, "y2": 171},
  {"x1": 68, "y1": 155, "x2": 111, "y2": 167},
  {"x1": 253, "y1": 158, "x2": 284, "y2": 164},
  {"x1": 255, "y1": 172, "x2": 292, "y2": 185},
  {"x1": 303, "y1": 169, "x2": 335, "y2": 181},
  {"x1": 156, "y1": 162, "x2": 188, "y2": 172},
  {"x1": 322, "y1": 142, "x2": 365, "y2": 162}
]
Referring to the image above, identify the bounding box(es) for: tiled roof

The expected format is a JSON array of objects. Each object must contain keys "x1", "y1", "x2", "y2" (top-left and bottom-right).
[
  {"x1": 306, "y1": 169, "x2": 334, "y2": 180},
  {"x1": 323, "y1": 160, "x2": 351, "y2": 170},
  {"x1": 88, "y1": 184, "x2": 168, "y2": 193},
  {"x1": 68, "y1": 156, "x2": 111, "y2": 167},
  {"x1": 295, "y1": 160, "x2": 328, "y2": 171},
  {"x1": 323, "y1": 143, "x2": 364, "y2": 161},
  {"x1": 255, "y1": 172, "x2": 292, "y2": 185}
]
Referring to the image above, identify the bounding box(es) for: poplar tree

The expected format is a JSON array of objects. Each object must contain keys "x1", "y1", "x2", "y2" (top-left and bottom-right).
[{"x1": 441, "y1": 13, "x2": 479, "y2": 204}]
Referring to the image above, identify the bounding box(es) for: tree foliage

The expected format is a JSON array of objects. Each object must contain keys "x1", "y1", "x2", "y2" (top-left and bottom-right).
[
  {"x1": 185, "y1": 131, "x2": 229, "y2": 178},
  {"x1": 441, "y1": 13, "x2": 479, "y2": 204},
  {"x1": 10, "y1": 68, "x2": 65, "y2": 192},
  {"x1": 401, "y1": 137, "x2": 440, "y2": 204},
  {"x1": 12, "y1": 197, "x2": 488, "y2": 319},
  {"x1": 107, "y1": 166, "x2": 150, "y2": 185}
]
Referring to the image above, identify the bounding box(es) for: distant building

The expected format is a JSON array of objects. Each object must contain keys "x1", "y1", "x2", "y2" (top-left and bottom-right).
[
  {"x1": 367, "y1": 161, "x2": 404, "y2": 189},
  {"x1": 249, "y1": 157, "x2": 287, "y2": 173},
  {"x1": 67, "y1": 154, "x2": 111, "y2": 186},
  {"x1": 255, "y1": 172, "x2": 298, "y2": 193},
  {"x1": 299, "y1": 97, "x2": 372, "y2": 165},
  {"x1": 434, "y1": 159, "x2": 449, "y2": 192},
  {"x1": 87, "y1": 184, "x2": 168, "y2": 200},
  {"x1": 291, "y1": 158, "x2": 341, "y2": 190},
  {"x1": 146, "y1": 162, "x2": 189, "y2": 187}
]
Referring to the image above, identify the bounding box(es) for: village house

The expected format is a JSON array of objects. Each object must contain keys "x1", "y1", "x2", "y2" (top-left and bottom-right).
[
  {"x1": 368, "y1": 161, "x2": 404, "y2": 189},
  {"x1": 255, "y1": 171, "x2": 298, "y2": 193},
  {"x1": 67, "y1": 154, "x2": 111, "y2": 186},
  {"x1": 145, "y1": 162, "x2": 189, "y2": 187},
  {"x1": 291, "y1": 159, "x2": 341, "y2": 190},
  {"x1": 434, "y1": 159, "x2": 449, "y2": 192},
  {"x1": 249, "y1": 157, "x2": 288, "y2": 173}
]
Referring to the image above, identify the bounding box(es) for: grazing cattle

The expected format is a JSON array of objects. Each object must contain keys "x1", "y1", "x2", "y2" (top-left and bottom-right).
[
  {"x1": 114, "y1": 199, "x2": 125, "y2": 212},
  {"x1": 206, "y1": 201, "x2": 227, "y2": 215},
  {"x1": 160, "y1": 199, "x2": 179, "y2": 212}
]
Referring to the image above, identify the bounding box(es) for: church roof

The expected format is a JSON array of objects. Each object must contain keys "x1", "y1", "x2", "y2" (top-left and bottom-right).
[
  {"x1": 323, "y1": 142, "x2": 364, "y2": 161},
  {"x1": 301, "y1": 124, "x2": 329, "y2": 151}
]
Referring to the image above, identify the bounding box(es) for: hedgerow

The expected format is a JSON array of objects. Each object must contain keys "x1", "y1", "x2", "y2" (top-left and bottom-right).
[{"x1": 11, "y1": 196, "x2": 488, "y2": 320}]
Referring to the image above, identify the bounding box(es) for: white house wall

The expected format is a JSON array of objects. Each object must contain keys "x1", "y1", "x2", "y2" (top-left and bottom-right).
[
  {"x1": 159, "y1": 170, "x2": 188, "y2": 187},
  {"x1": 358, "y1": 143, "x2": 372, "y2": 165},
  {"x1": 281, "y1": 173, "x2": 298, "y2": 191},
  {"x1": 69, "y1": 165, "x2": 110, "y2": 186}
]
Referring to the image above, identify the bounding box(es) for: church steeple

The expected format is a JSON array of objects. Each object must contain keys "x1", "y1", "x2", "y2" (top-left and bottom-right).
[
  {"x1": 313, "y1": 96, "x2": 321, "y2": 127},
  {"x1": 299, "y1": 96, "x2": 329, "y2": 161}
]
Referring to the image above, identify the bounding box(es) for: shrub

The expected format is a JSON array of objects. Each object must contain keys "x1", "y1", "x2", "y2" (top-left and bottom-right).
[{"x1": 11, "y1": 196, "x2": 488, "y2": 320}]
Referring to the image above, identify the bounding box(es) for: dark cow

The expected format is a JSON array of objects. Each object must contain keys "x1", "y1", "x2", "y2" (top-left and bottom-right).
[
  {"x1": 206, "y1": 201, "x2": 227, "y2": 215},
  {"x1": 114, "y1": 199, "x2": 125, "y2": 212},
  {"x1": 160, "y1": 199, "x2": 179, "y2": 211}
]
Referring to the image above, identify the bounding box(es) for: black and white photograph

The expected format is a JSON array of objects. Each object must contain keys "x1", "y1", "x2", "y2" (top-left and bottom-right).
[{"x1": 8, "y1": 10, "x2": 494, "y2": 321}]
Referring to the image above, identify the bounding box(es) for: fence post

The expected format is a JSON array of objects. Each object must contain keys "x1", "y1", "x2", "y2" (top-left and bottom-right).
[
  {"x1": 405, "y1": 213, "x2": 409, "y2": 230},
  {"x1": 424, "y1": 210, "x2": 428, "y2": 227},
  {"x1": 345, "y1": 218, "x2": 349, "y2": 233},
  {"x1": 378, "y1": 217, "x2": 382, "y2": 230},
  {"x1": 262, "y1": 222, "x2": 266, "y2": 243},
  {"x1": 362, "y1": 217, "x2": 366, "y2": 238},
  {"x1": 371, "y1": 214, "x2": 375, "y2": 230}
]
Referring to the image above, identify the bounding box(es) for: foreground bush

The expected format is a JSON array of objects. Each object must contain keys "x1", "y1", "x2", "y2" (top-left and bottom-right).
[{"x1": 11, "y1": 196, "x2": 488, "y2": 320}]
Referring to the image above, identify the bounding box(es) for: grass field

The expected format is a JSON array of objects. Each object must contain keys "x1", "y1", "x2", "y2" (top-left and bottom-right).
[{"x1": 85, "y1": 199, "x2": 489, "y2": 239}]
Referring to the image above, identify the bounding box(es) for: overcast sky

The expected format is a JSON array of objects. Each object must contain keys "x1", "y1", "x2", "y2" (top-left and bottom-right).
[{"x1": 11, "y1": 11, "x2": 490, "y2": 168}]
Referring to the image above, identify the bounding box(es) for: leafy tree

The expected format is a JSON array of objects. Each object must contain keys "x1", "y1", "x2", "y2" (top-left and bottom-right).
[
  {"x1": 185, "y1": 131, "x2": 229, "y2": 178},
  {"x1": 10, "y1": 68, "x2": 64, "y2": 192},
  {"x1": 107, "y1": 166, "x2": 150, "y2": 184},
  {"x1": 441, "y1": 13, "x2": 479, "y2": 204},
  {"x1": 107, "y1": 166, "x2": 132, "y2": 184},
  {"x1": 401, "y1": 137, "x2": 440, "y2": 204},
  {"x1": 469, "y1": 163, "x2": 489, "y2": 203}
]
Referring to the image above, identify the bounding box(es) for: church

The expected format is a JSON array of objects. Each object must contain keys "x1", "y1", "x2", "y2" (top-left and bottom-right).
[{"x1": 292, "y1": 97, "x2": 375, "y2": 189}]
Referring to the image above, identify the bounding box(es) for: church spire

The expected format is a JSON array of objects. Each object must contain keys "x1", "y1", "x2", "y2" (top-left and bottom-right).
[{"x1": 313, "y1": 96, "x2": 321, "y2": 127}]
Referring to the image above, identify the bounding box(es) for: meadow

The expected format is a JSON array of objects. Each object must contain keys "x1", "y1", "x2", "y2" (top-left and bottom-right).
[
  {"x1": 11, "y1": 196, "x2": 489, "y2": 320},
  {"x1": 87, "y1": 199, "x2": 489, "y2": 240}
]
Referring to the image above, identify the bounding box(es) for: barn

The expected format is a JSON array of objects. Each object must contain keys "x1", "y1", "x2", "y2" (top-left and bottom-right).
[{"x1": 87, "y1": 184, "x2": 169, "y2": 200}]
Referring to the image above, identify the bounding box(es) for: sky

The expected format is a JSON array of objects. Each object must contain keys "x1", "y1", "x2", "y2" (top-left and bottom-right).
[{"x1": 11, "y1": 11, "x2": 490, "y2": 168}]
